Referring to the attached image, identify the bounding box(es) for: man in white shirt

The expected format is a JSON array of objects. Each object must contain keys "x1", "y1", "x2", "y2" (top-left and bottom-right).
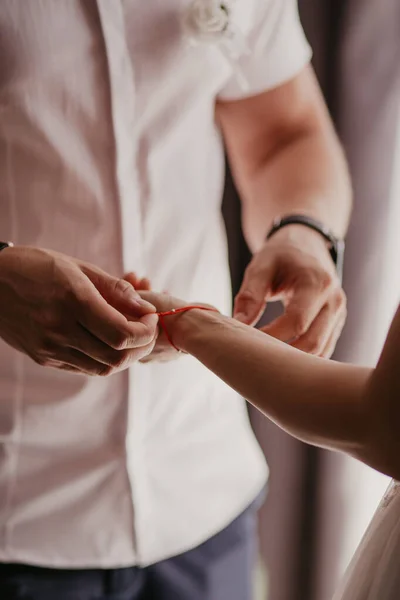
[{"x1": 0, "y1": 1, "x2": 351, "y2": 598}]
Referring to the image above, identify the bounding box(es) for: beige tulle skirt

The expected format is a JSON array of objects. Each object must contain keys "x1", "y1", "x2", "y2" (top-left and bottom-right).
[{"x1": 334, "y1": 480, "x2": 400, "y2": 599}]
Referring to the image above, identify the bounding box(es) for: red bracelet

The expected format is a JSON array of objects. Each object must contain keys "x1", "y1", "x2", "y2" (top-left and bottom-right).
[{"x1": 157, "y1": 306, "x2": 219, "y2": 352}]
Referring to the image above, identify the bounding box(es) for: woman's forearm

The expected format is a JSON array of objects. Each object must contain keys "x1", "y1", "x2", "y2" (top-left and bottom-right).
[
  {"x1": 174, "y1": 310, "x2": 384, "y2": 470},
  {"x1": 139, "y1": 288, "x2": 400, "y2": 479}
]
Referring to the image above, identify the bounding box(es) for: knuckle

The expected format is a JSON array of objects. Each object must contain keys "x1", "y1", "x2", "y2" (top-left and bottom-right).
[
  {"x1": 32, "y1": 352, "x2": 51, "y2": 367},
  {"x1": 303, "y1": 338, "x2": 323, "y2": 355},
  {"x1": 320, "y1": 271, "x2": 334, "y2": 290},
  {"x1": 329, "y1": 288, "x2": 347, "y2": 313},
  {"x1": 113, "y1": 277, "x2": 136, "y2": 297},
  {"x1": 97, "y1": 364, "x2": 115, "y2": 377},
  {"x1": 303, "y1": 269, "x2": 333, "y2": 293},
  {"x1": 110, "y1": 331, "x2": 130, "y2": 351},
  {"x1": 291, "y1": 312, "x2": 309, "y2": 337},
  {"x1": 108, "y1": 350, "x2": 131, "y2": 370},
  {"x1": 236, "y1": 288, "x2": 254, "y2": 303}
]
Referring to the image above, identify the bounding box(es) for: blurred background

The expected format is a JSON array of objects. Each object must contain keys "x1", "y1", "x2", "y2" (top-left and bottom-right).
[{"x1": 222, "y1": 1, "x2": 400, "y2": 599}]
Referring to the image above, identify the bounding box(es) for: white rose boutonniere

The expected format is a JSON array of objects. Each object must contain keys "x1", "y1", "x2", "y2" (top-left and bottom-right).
[{"x1": 182, "y1": 0, "x2": 250, "y2": 90}]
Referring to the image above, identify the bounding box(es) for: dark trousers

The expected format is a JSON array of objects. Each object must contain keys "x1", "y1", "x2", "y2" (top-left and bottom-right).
[{"x1": 0, "y1": 501, "x2": 258, "y2": 600}]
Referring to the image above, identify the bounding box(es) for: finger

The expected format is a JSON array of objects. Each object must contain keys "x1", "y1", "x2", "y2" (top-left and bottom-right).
[
  {"x1": 291, "y1": 299, "x2": 346, "y2": 356},
  {"x1": 138, "y1": 278, "x2": 151, "y2": 291},
  {"x1": 261, "y1": 286, "x2": 326, "y2": 343},
  {"x1": 234, "y1": 263, "x2": 272, "y2": 326},
  {"x1": 139, "y1": 347, "x2": 180, "y2": 364},
  {"x1": 123, "y1": 272, "x2": 139, "y2": 287},
  {"x1": 98, "y1": 276, "x2": 156, "y2": 317},
  {"x1": 77, "y1": 290, "x2": 159, "y2": 350},
  {"x1": 289, "y1": 304, "x2": 336, "y2": 356},
  {"x1": 57, "y1": 350, "x2": 115, "y2": 376},
  {"x1": 123, "y1": 272, "x2": 152, "y2": 291},
  {"x1": 138, "y1": 290, "x2": 176, "y2": 313},
  {"x1": 320, "y1": 313, "x2": 346, "y2": 359},
  {"x1": 37, "y1": 350, "x2": 110, "y2": 376},
  {"x1": 56, "y1": 339, "x2": 157, "y2": 376},
  {"x1": 65, "y1": 323, "x2": 154, "y2": 367},
  {"x1": 83, "y1": 267, "x2": 156, "y2": 317}
]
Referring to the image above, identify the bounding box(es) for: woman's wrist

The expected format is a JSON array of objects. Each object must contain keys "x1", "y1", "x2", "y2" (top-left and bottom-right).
[{"x1": 172, "y1": 308, "x2": 222, "y2": 353}]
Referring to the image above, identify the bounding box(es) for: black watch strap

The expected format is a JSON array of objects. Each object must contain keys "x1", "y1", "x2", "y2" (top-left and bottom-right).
[
  {"x1": 266, "y1": 215, "x2": 345, "y2": 283},
  {"x1": 0, "y1": 242, "x2": 14, "y2": 253}
]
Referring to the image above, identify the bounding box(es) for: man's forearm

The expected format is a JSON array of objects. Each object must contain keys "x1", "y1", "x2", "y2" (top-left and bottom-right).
[{"x1": 238, "y1": 125, "x2": 352, "y2": 253}]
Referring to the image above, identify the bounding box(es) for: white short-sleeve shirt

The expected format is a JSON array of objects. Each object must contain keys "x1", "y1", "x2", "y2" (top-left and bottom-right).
[{"x1": 0, "y1": 0, "x2": 311, "y2": 567}]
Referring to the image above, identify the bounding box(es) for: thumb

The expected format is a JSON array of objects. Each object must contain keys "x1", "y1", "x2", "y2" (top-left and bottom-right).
[
  {"x1": 87, "y1": 270, "x2": 156, "y2": 317},
  {"x1": 233, "y1": 265, "x2": 272, "y2": 326}
]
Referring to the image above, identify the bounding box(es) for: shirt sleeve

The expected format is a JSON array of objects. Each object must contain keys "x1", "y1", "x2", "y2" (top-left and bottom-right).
[{"x1": 218, "y1": 0, "x2": 312, "y2": 100}]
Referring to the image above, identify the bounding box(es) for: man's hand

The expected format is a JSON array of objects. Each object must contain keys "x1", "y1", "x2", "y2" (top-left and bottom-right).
[
  {"x1": 233, "y1": 226, "x2": 346, "y2": 358},
  {"x1": 0, "y1": 247, "x2": 158, "y2": 376},
  {"x1": 123, "y1": 274, "x2": 189, "y2": 362},
  {"x1": 123, "y1": 276, "x2": 217, "y2": 360}
]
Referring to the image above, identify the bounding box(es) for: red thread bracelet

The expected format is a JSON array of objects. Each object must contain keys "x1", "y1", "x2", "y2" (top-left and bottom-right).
[{"x1": 156, "y1": 306, "x2": 219, "y2": 352}]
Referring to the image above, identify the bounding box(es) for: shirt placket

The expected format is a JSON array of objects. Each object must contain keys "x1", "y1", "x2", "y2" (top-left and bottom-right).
[{"x1": 95, "y1": 0, "x2": 150, "y2": 565}]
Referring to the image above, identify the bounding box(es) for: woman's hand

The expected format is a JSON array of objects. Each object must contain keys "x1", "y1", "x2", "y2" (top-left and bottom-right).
[
  {"x1": 139, "y1": 290, "x2": 217, "y2": 359},
  {"x1": 123, "y1": 273, "x2": 183, "y2": 361},
  {"x1": 123, "y1": 273, "x2": 217, "y2": 359},
  {"x1": 139, "y1": 290, "x2": 188, "y2": 360}
]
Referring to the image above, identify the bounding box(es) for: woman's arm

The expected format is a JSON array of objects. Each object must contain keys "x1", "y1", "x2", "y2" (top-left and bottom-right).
[{"x1": 169, "y1": 305, "x2": 400, "y2": 480}]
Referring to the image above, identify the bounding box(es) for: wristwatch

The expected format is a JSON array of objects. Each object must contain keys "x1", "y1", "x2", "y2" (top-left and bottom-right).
[
  {"x1": 0, "y1": 241, "x2": 14, "y2": 253},
  {"x1": 266, "y1": 215, "x2": 345, "y2": 283}
]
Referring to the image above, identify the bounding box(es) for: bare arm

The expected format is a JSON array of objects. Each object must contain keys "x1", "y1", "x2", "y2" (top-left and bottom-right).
[
  {"x1": 217, "y1": 67, "x2": 351, "y2": 357},
  {"x1": 168, "y1": 304, "x2": 400, "y2": 480},
  {"x1": 217, "y1": 66, "x2": 351, "y2": 251}
]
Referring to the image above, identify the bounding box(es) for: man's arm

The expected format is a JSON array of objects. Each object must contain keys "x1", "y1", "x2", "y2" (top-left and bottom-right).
[
  {"x1": 217, "y1": 66, "x2": 352, "y2": 357},
  {"x1": 217, "y1": 66, "x2": 351, "y2": 251},
  {"x1": 0, "y1": 247, "x2": 158, "y2": 375}
]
